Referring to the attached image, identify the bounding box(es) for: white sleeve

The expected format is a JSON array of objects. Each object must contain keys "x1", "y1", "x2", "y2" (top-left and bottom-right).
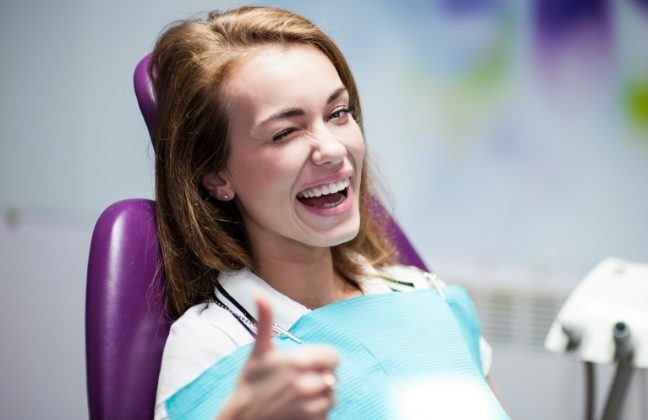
[
  {"x1": 154, "y1": 305, "x2": 239, "y2": 420},
  {"x1": 479, "y1": 336, "x2": 493, "y2": 378}
]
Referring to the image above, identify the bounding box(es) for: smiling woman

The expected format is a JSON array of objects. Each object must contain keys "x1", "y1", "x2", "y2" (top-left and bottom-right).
[
  {"x1": 150, "y1": 6, "x2": 507, "y2": 420},
  {"x1": 152, "y1": 7, "x2": 393, "y2": 321},
  {"x1": 209, "y1": 44, "x2": 365, "y2": 249}
]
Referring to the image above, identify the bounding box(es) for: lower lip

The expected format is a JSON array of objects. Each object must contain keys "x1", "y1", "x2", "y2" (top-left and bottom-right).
[{"x1": 297, "y1": 184, "x2": 354, "y2": 217}]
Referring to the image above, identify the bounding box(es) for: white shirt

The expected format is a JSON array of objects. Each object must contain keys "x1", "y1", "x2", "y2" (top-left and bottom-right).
[{"x1": 154, "y1": 264, "x2": 493, "y2": 420}]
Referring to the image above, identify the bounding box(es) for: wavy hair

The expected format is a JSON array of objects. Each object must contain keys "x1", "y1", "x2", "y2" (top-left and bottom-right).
[{"x1": 150, "y1": 6, "x2": 396, "y2": 318}]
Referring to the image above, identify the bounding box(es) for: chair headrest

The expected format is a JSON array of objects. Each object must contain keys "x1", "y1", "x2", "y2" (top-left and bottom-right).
[{"x1": 133, "y1": 54, "x2": 158, "y2": 149}]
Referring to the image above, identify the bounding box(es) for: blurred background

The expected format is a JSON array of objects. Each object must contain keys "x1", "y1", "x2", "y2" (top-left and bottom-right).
[{"x1": 1, "y1": 0, "x2": 647, "y2": 418}]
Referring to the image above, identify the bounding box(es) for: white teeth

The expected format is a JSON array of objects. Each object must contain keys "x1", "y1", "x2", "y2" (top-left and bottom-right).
[{"x1": 298, "y1": 177, "x2": 350, "y2": 198}]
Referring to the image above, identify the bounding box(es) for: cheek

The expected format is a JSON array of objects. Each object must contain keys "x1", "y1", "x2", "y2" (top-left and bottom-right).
[
  {"x1": 229, "y1": 145, "x2": 306, "y2": 198},
  {"x1": 344, "y1": 124, "x2": 366, "y2": 164},
  {"x1": 353, "y1": 136, "x2": 366, "y2": 160}
]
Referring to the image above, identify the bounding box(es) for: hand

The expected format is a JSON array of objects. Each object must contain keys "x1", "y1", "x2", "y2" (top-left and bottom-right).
[{"x1": 218, "y1": 295, "x2": 340, "y2": 420}]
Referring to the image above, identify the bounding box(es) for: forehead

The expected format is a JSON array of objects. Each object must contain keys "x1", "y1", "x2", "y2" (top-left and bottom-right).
[{"x1": 224, "y1": 44, "x2": 344, "y2": 117}]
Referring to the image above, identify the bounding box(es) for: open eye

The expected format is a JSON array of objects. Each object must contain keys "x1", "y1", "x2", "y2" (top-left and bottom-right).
[
  {"x1": 272, "y1": 127, "x2": 297, "y2": 142},
  {"x1": 327, "y1": 105, "x2": 351, "y2": 122}
]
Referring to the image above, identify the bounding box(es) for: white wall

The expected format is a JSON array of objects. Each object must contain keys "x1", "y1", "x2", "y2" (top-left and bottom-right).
[{"x1": 0, "y1": 221, "x2": 90, "y2": 419}]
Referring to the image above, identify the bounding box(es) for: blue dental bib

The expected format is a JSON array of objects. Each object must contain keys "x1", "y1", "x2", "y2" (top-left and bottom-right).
[{"x1": 166, "y1": 286, "x2": 509, "y2": 419}]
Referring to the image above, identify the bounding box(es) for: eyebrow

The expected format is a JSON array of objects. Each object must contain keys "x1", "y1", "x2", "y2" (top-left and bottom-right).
[{"x1": 257, "y1": 86, "x2": 348, "y2": 127}]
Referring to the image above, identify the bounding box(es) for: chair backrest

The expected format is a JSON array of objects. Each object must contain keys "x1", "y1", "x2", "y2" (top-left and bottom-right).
[
  {"x1": 86, "y1": 198, "x2": 170, "y2": 419},
  {"x1": 84, "y1": 54, "x2": 427, "y2": 420}
]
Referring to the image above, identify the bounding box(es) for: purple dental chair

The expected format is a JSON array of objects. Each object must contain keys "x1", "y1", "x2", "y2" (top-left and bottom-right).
[{"x1": 85, "y1": 54, "x2": 428, "y2": 420}]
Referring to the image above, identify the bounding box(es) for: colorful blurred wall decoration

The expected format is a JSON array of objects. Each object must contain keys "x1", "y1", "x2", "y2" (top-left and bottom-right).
[{"x1": 281, "y1": 0, "x2": 648, "y2": 274}]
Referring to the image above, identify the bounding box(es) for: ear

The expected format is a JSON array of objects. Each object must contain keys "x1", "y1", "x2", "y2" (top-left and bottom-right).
[{"x1": 202, "y1": 172, "x2": 234, "y2": 201}]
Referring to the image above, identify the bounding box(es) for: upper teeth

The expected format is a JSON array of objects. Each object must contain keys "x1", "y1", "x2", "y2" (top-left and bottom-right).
[{"x1": 298, "y1": 178, "x2": 350, "y2": 198}]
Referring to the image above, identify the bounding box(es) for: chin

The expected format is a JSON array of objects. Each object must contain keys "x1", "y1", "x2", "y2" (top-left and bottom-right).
[{"x1": 304, "y1": 216, "x2": 361, "y2": 248}]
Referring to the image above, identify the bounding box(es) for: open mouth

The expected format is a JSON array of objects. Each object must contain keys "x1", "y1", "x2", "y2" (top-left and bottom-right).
[{"x1": 296, "y1": 177, "x2": 350, "y2": 209}]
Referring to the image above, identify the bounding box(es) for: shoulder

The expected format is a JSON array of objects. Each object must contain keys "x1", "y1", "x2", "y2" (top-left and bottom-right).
[
  {"x1": 155, "y1": 301, "x2": 250, "y2": 417},
  {"x1": 361, "y1": 263, "x2": 447, "y2": 293}
]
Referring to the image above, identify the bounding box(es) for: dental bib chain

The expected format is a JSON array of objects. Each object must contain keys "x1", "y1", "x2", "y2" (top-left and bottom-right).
[
  {"x1": 212, "y1": 294, "x2": 303, "y2": 344},
  {"x1": 212, "y1": 268, "x2": 443, "y2": 347}
]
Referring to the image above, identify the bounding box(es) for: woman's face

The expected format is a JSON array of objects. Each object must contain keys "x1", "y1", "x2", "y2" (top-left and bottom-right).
[{"x1": 215, "y1": 44, "x2": 365, "y2": 250}]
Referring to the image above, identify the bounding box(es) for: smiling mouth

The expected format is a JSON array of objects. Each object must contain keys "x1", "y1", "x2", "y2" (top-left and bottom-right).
[
  {"x1": 296, "y1": 177, "x2": 350, "y2": 208},
  {"x1": 297, "y1": 188, "x2": 348, "y2": 208}
]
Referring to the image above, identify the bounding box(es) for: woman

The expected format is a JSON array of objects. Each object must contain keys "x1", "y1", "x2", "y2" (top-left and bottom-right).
[{"x1": 151, "y1": 6, "x2": 506, "y2": 420}]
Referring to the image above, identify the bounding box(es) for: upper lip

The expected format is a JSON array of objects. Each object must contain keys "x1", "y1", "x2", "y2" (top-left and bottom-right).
[{"x1": 297, "y1": 168, "x2": 353, "y2": 196}]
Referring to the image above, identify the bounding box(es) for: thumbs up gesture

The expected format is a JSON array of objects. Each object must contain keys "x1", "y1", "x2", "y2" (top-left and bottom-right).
[{"x1": 218, "y1": 295, "x2": 340, "y2": 420}]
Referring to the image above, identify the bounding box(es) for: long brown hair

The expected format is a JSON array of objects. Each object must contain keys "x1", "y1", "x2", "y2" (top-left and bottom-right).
[{"x1": 151, "y1": 6, "x2": 396, "y2": 318}]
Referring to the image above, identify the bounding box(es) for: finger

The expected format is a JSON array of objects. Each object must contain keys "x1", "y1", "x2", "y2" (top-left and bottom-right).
[
  {"x1": 300, "y1": 393, "x2": 337, "y2": 418},
  {"x1": 321, "y1": 372, "x2": 337, "y2": 391},
  {"x1": 286, "y1": 345, "x2": 340, "y2": 372},
  {"x1": 292, "y1": 371, "x2": 337, "y2": 398},
  {"x1": 250, "y1": 293, "x2": 275, "y2": 358}
]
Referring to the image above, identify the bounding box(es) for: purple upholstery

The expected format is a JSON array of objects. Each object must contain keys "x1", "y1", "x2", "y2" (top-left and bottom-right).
[
  {"x1": 368, "y1": 196, "x2": 428, "y2": 270},
  {"x1": 84, "y1": 54, "x2": 427, "y2": 420},
  {"x1": 134, "y1": 54, "x2": 158, "y2": 143},
  {"x1": 86, "y1": 199, "x2": 170, "y2": 419}
]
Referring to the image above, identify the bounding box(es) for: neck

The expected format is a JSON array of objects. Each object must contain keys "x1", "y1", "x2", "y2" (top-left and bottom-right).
[{"x1": 248, "y1": 231, "x2": 361, "y2": 309}]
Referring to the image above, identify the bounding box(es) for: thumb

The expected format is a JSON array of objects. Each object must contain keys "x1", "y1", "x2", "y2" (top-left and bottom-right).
[{"x1": 250, "y1": 293, "x2": 275, "y2": 358}]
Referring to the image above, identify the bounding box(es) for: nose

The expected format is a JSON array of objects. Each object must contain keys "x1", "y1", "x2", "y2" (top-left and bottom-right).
[{"x1": 310, "y1": 126, "x2": 346, "y2": 167}]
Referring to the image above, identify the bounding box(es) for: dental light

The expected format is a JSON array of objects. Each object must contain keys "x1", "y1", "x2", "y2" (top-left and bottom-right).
[{"x1": 545, "y1": 258, "x2": 648, "y2": 420}]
